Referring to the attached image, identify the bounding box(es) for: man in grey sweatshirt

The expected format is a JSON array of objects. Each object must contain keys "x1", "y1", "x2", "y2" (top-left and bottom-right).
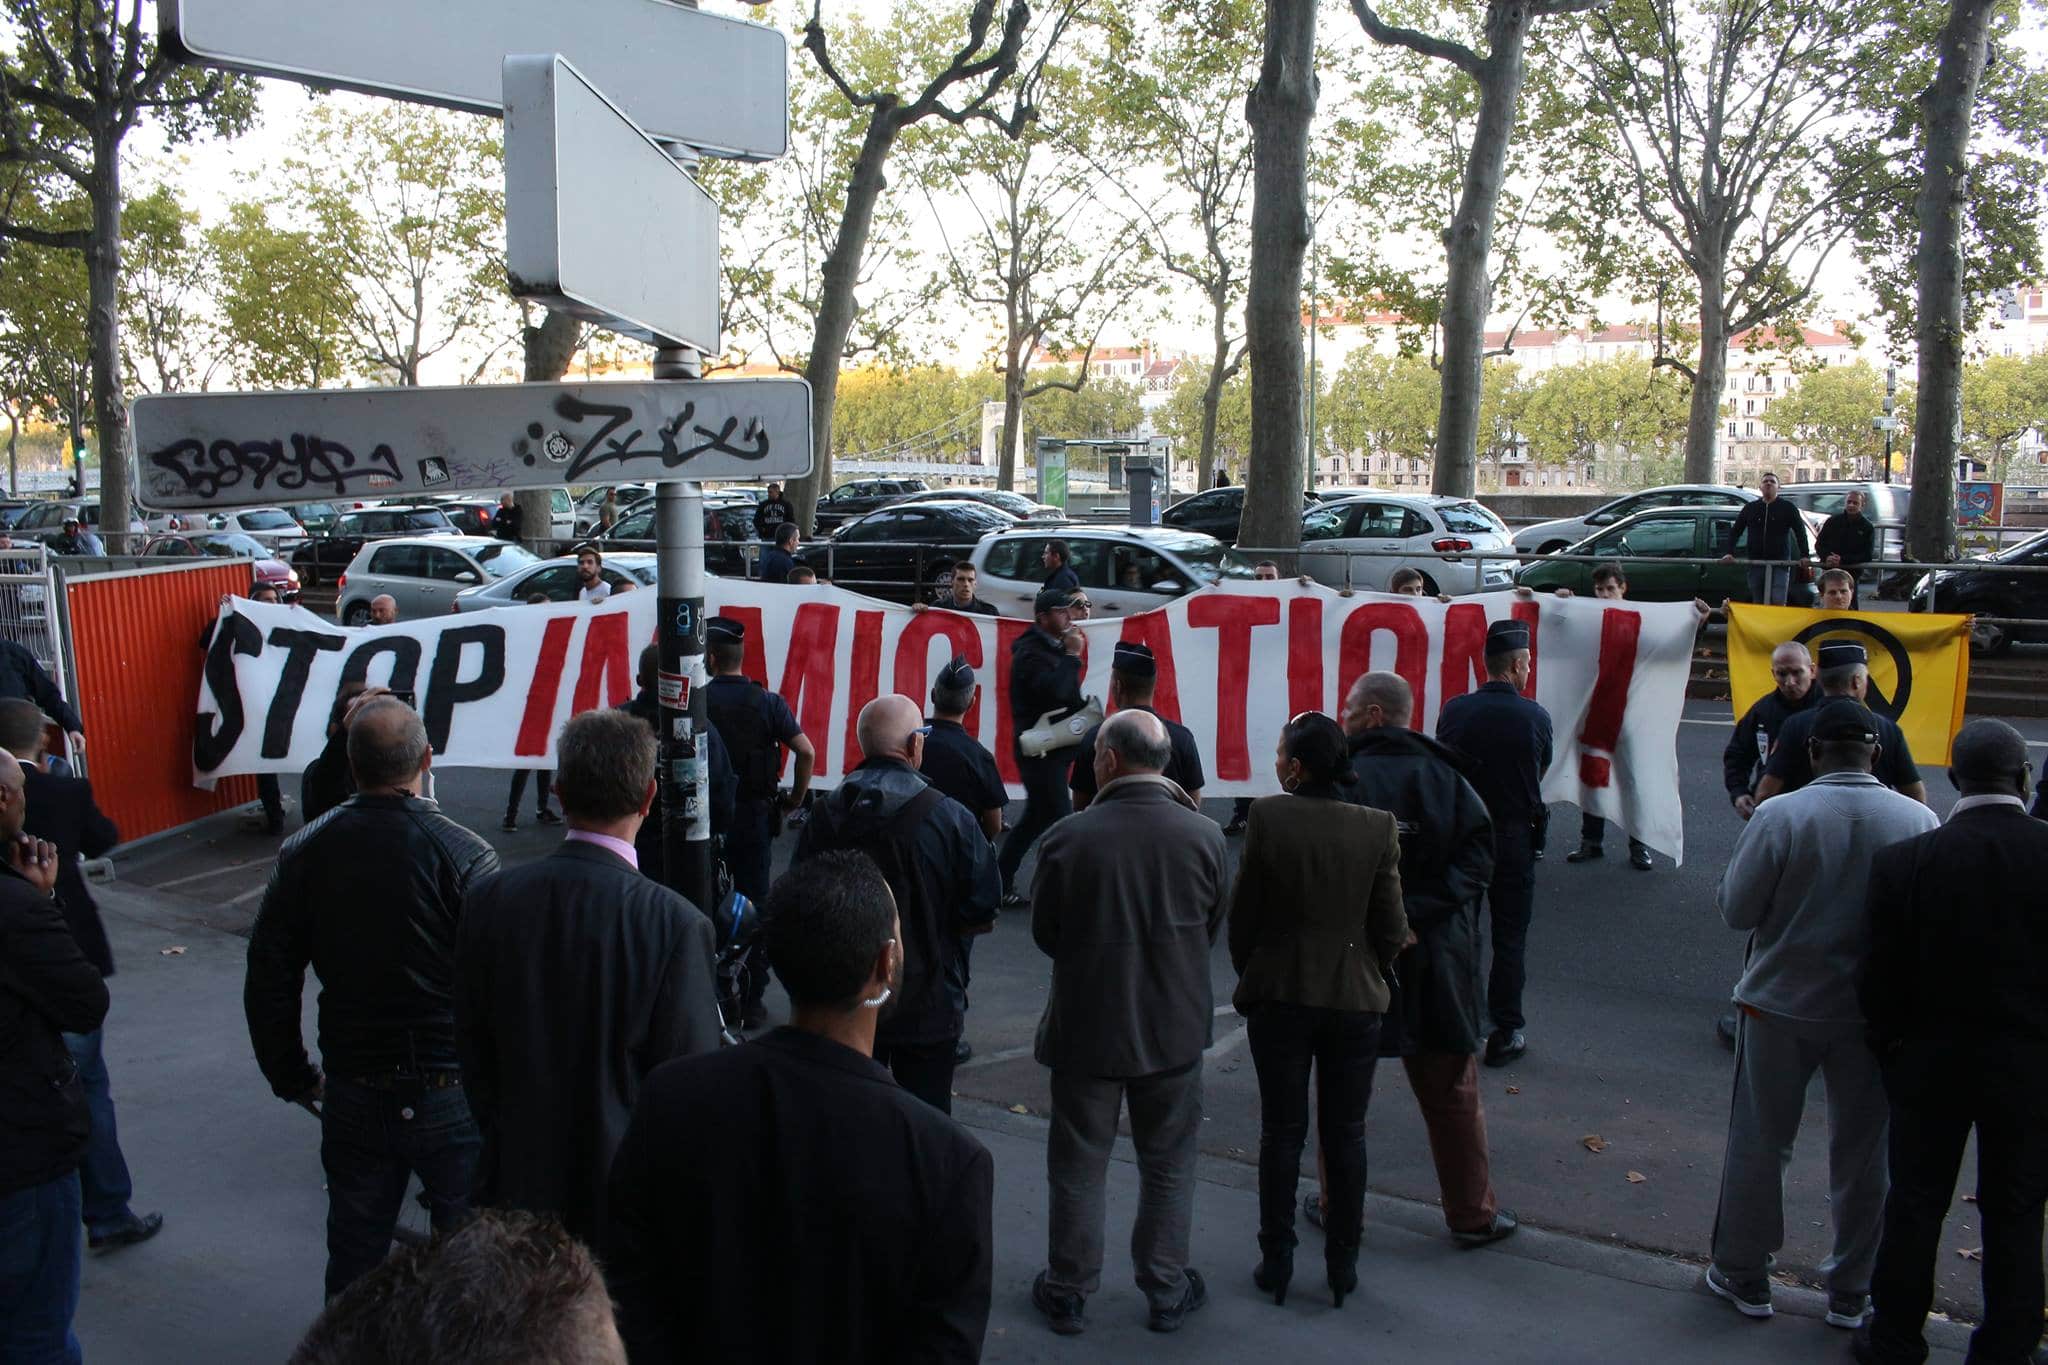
[{"x1": 1706, "y1": 698, "x2": 1941, "y2": 1329}]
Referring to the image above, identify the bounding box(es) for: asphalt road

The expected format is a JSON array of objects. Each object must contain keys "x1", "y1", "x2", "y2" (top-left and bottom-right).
[{"x1": 112, "y1": 697, "x2": 2046, "y2": 1321}]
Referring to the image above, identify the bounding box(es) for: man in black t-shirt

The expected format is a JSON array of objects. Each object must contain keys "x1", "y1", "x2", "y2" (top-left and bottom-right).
[
  {"x1": 1067, "y1": 642, "x2": 1204, "y2": 810},
  {"x1": 1755, "y1": 642, "x2": 1928, "y2": 806},
  {"x1": 922, "y1": 657, "x2": 1006, "y2": 841}
]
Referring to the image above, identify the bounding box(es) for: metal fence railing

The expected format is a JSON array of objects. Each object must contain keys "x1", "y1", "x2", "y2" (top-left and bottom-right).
[{"x1": 0, "y1": 545, "x2": 64, "y2": 687}]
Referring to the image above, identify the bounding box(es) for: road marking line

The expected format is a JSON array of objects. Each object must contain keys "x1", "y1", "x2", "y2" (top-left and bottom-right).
[
  {"x1": 1205, "y1": 1023, "x2": 1252, "y2": 1062},
  {"x1": 1680, "y1": 718, "x2": 1734, "y2": 728},
  {"x1": 147, "y1": 860, "x2": 272, "y2": 890}
]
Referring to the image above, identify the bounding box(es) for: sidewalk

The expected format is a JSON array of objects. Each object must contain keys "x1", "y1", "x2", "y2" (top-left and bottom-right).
[{"x1": 76, "y1": 882, "x2": 1970, "y2": 1363}]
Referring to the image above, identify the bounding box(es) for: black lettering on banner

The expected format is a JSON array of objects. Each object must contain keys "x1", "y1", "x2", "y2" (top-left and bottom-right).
[
  {"x1": 338, "y1": 637, "x2": 424, "y2": 703},
  {"x1": 422, "y1": 625, "x2": 506, "y2": 754},
  {"x1": 193, "y1": 611, "x2": 264, "y2": 773},
  {"x1": 262, "y1": 628, "x2": 349, "y2": 758},
  {"x1": 146, "y1": 434, "x2": 403, "y2": 500}
]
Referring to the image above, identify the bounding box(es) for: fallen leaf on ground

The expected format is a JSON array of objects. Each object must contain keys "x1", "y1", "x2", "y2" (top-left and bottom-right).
[
  {"x1": 1961, "y1": 1194, "x2": 1977, "y2": 1204},
  {"x1": 1505, "y1": 1085, "x2": 1520, "y2": 1095},
  {"x1": 1007, "y1": 1104, "x2": 1029, "y2": 1115},
  {"x1": 1958, "y1": 1247, "x2": 1983, "y2": 1262},
  {"x1": 1580, "y1": 1134, "x2": 1610, "y2": 1153},
  {"x1": 160, "y1": 946, "x2": 186, "y2": 956},
  {"x1": 1625, "y1": 1171, "x2": 1647, "y2": 1184}
]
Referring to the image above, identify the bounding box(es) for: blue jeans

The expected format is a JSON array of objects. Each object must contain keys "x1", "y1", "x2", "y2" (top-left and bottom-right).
[
  {"x1": 1747, "y1": 564, "x2": 1791, "y2": 606},
  {"x1": 62, "y1": 1028, "x2": 136, "y2": 1235},
  {"x1": 0, "y1": 1172, "x2": 83, "y2": 1364},
  {"x1": 319, "y1": 1076, "x2": 480, "y2": 1299}
]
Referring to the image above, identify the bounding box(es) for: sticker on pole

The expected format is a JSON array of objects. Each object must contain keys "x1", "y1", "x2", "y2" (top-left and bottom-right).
[{"x1": 658, "y1": 670, "x2": 689, "y2": 708}]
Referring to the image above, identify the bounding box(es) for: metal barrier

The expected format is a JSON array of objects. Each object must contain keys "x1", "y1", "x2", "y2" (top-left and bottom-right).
[{"x1": 0, "y1": 545, "x2": 64, "y2": 690}]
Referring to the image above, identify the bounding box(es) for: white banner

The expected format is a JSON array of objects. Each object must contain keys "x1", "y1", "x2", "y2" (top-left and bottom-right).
[{"x1": 194, "y1": 581, "x2": 1697, "y2": 860}]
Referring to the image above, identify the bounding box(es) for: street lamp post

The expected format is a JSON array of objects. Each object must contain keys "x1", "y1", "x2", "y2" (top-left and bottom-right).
[{"x1": 1882, "y1": 364, "x2": 1897, "y2": 483}]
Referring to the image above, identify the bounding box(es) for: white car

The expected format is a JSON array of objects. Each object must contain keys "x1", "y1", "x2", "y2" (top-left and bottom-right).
[
  {"x1": 453, "y1": 551, "x2": 657, "y2": 610},
  {"x1": 967, "y1": 525, "x2": 1255, "y2": 616},
  {"x1": 1511, "y1": 484, "x2": 1755, "y2": 557},
  {"x1": 205, "y1": 506, "x2": 309, "y2": 552},
  {"x1": 334, "y1": 534, "x2": 541, "y2": 625},
  {"x1": 1298, "y1": 494, "x2": 1516, "y2": 594}
]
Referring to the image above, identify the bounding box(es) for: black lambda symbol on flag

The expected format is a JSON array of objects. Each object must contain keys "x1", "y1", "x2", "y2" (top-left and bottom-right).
[{"x1": 1792, "y1": 618, "x2": 1911, "y2": 721}]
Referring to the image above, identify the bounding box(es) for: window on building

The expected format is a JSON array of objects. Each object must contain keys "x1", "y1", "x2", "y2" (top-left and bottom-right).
[
  {"x1": 1744, "y1": 421, "x2": 1755, "y2": 437},
  {"x1": 1764, "y1": 375, "x2": 1774, "y2": 392},
  {"x1": 1745, "y1": 399, "x2": 1755, "y2": 414},
  {"x1": 1727, "y1": 421, "x2": 1738, "y2": 437}
]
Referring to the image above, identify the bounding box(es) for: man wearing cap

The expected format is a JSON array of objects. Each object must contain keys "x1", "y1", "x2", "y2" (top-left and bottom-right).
[
  {"x1": 704, "y1": 615, "x2": 815, "y2": 1028},
  {"x1": 1706, "y1": 697, "x2": 1940, "y2": 1326},
  {"x1": 1720, "y1": 472, "x2": 1811, "y2": 606},
  {"x1": 921, "y1": 658, "x2": 1007, "y2": 1065},
  {"x1": 1755, "y1": 642, "x2": 1927, "y2": 806},
  {"x1": 1067, "y1": 643, "x2": 1203, "y2": 811},
  {"x1": 797, "y1": 696, "x2": 1000, "y2": 1111},
  {"x1": 1434, "y1": 618, "x2": 1553, "y2": 1068},
  {"x1": 48, "y1": 518, "x2": 101, "y2": 556},
  {"x1": 999, "y1": 588, "x2": 1087, "y2": 907}
]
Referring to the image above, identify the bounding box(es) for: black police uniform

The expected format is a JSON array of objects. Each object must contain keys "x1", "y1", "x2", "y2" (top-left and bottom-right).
[
  {"x1": 998, "y1": 595, "x2": 1085, "y2": 898},
  {"x1": 1722, "y1": 686, "x2": 1817, "y2": 804},
  {"x1": 1435, "y1": 620, "x2": 1553, "y2": 1053},
  {"x1": 1761, "y1": 641, "x2": 1919, "y2": 796},
  {"x1": 1064, "y1": 643, "x2": 1204, "y2": 804},
  {"x1": 921, "y1": 721, "x2": 1007, "y2": 824}
]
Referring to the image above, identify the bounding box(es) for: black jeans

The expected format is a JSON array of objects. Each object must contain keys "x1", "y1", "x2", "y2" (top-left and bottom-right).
[
  {"x1": 1579, "y1": 813, "x2": 1646, "y2": 857},
  {"x1": 504, "y1": 769, "x2": 552, "y2": 818},
  {"x1": 1485, "y1": 823, "x2": 1537, "y2": 1033},
  {"x1": 1246, "y1": 1004, "x2": 1382, "y2": 1254},
  {"x1": 1867, "y1": 1062, "x2": 2048, "y2": 1364},
  {"x1": 998, "y1": 752, "x2": 1072, "y2": 895},
  {"x1": 874, "y1": 1037, "x2": 958, "y2": 1115},
  {"x1": 320, "y1": 1076, "x2": 481, "y2": 1300}
]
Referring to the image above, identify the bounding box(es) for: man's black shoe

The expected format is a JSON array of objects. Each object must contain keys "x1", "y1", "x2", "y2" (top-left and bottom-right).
[
  {"x1": 1565, "y1": 843, "x2": 1603, "y2": 863},
  {"x1": 953, "y1": 1038, "x2": 972, "y2": 1065},
  {"x1": 1223, "y1": 817, "x2": 1247, "y2": 836},
  {"x1": 1148, "y1": 1267, "x2": 1206, "y2": 1333},
  {"x1": 1483, "y1": 1029, "x2": 1526, "y2": 1067},
  {"x1": 535, "y1": 808, "x2": 562, "y2": 825},
  {"x1": 1629, "y1": 844, "x2": 1654, "y2": 871},
  {"x1": 1716, "y1": 1013, "x2": 1738, "y2": 1050},
  {"x1": 1032, "y1": 1271, "x2": 1085, "y2": 1336},
  {"x1": 1000, "y1": 891, "x2": 1028, "y2": 910},
  {"x1": 89, "y1": 1211, "x2": 163, "y2": 1253},
  {"x1": 1532, "y1": 844, "x2": 1545, "y2": 861},
  {"x1": 1451, "y1": 1210, "x2": 1518, "y2": 1248}
]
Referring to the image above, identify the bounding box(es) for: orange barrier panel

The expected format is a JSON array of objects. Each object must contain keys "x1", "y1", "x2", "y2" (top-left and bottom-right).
[{"x1": 66, "y1": 563, "x2": 258, "y2": 841}]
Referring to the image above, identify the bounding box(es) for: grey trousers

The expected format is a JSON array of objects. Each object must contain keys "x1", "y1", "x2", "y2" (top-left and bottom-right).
[
  {"x1": 1044, "y1": 1064, "x2": 1202, "y2": 1313},
  {"x1": 1711, "y1": 1009, "x2": 1889, "y2": 1295}
]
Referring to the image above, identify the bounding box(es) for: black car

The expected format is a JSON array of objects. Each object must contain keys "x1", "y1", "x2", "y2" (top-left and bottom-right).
[
  {"x1": 434, "y1": 498, "x2": 502, "y2": 538},
  {"x1": 597, "y1": 502, "x2": 752, "y2": 578},
  {"x1": 822, "y1": 499, "x2": 1018, "y2": 602},
  {"x1": 291, "y1": 505, "x2": 456, "y2": 586},
  {"x1": 813, "y1": 477, "x2": 931, "y2": 534},
  {"x1": 900, "y1": 487, "x2": 1061, "y2": 520},
  {"x1": 1909, "y1": 530, "x2": 2048, "y2": 654},
  {"x1": 1160, "y1": 485, "x2": 1317, "y2": 546}
]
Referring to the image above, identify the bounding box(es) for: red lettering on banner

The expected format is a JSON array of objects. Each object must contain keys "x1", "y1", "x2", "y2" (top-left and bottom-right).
[
  {"x1": 1439, "y1": 602, "x2": 1487, "y2": 707},
  {"x1": 777, "y1": 603, "x2": 842, "y2": 777},
  {"x1": 569, "y1": 611, "x2": 633, "y2": 714},
  {"x1": 1577, "y1": 607, "x2": 1641, "y2": 787},
  {"x1": 1114, "y1": 611, "x2": 1181, "y2": 720},
  {"x1": 707, "y1": 605, "x2": 768, "y2": 684},
  {"x1": 841, "y1": 610, "x2": 884, "y2": 771},
  {"x1": 992, "y1": 617, "x2": 1030, "y2": 783},
  {"x1": 1515, "y1": 598, "x2": 1541, "y2": 698},
  {"x1": 1338, "y1": 602, "x2": 1428, "y2": 728},
  {"x1": 1188, "y1": 595, "x2": 1281, "y2": 780},
  {"x1": 1288, "y1": 597, "x2": 1324, "y2": 716},
  {"x1": 892, "y1": 611, "x2": 988, "y2": 737},
  {"x1": 514, "y1": 616, "x2": 576, "y2": 755}
]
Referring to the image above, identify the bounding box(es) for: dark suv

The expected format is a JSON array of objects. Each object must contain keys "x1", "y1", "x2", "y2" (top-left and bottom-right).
[
  {"x1": 813, "y1": 477, "x2": 931, "y2": 534},
  {"x1": 291, "y1": 505, "x2": 456, "y2": 585}
]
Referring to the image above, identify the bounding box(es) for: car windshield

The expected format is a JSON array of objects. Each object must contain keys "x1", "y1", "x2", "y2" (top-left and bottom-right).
[
  {"x1": 1438, "y1": 501, "x2": 1504, "y2": 535},
  {"x1": 240, "y1": 509, "x2": 298, "y2": 530},
  {"x1": 966, "y1": 489, "x2": 1032, "y2": 515},
  {"x1": 1989, "y1": 531, "x2": 2048, "y2": 563},
  {"x1": 1164, "y1": 538, "x2": 1257, "y2": 582},
  {"x1": 195, "y1": 534, "x2": 269, "y2": 559},
  {"x1": 475, "y1": 543, "x2": 540, "y2": 578},
  {"x1": 400, "y1": 509, "x2": 453, "y2": 530}
]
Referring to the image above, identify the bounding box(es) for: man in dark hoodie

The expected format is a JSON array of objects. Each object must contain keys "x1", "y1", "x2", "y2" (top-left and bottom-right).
[
  {"x1": 796, "y1": 694, "x2": 1000, "y2": 1111},
  {"x1": 1343, "y1": 670, "x2": 1518, "y2": 1248}
]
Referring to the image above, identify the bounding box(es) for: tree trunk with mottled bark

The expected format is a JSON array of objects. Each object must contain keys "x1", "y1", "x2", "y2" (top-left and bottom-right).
[
  {"x1": 518, "y1": 310, "x2": 581, "y2": 554},
  {"x1": 87, "y1": 123, "x2": 128, "y2": 548}
]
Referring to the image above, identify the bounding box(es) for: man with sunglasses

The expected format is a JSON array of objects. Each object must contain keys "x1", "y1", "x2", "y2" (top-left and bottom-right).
[{"x1": 797, "y1": 695, "x2": 999, "y2": 1112}]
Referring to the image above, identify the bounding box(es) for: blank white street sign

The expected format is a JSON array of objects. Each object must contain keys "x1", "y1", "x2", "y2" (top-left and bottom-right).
[
  {"x1": 162, "y1": 0, "x2": 788, "y2": 161},
  {"x1": 504, "y1": 55, "x2": 719, "y2": 352},
  {"x1": 132, "y1": 379, "x2": 813, "y2": 512}
]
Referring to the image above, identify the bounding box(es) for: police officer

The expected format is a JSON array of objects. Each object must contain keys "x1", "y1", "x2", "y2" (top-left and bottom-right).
[
  {"x1": 921, "y1": 655, "x2": 1007, "y2": 1067},
  {"x1": 704, "y1": 616, "x2": 816, "y2": 1028},
  {"x1": 1754, "y1": 641, "x2": 1927, "y2": 806},
  {"x1": 1435, "y1": 618, "x2": 1553, "y2": 1067},
  {"x1": 1067, "y1": 642, "x2": 1204, "y2": 810},
  {"x1": 617, "y1": 643, "x2": 736, "y2": 884},
  {"x1": 998, "y1": 587, "x2": 1085, "y2": 907}
]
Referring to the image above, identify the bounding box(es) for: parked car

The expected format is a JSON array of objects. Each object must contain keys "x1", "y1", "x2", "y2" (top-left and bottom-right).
[
  {"x1": 574, "y1": 483, "x2": 654, "y2": 536},
  {"x1": 969, "y1": 524, "x2": 1256, "y2": 616},
  {"x1": 453, "y1": 551, "x2": 658, "y2": 611},
  {"x1": 1908, "y1": 530, "x2": 2048, "y2": 654},
  {"x1": 291, "y1": 504, "x2": 457, "y2": 586},
  {"x1": 143, "y1": 531, "x2": 302, "y2": 601},
  {"x1": 290, "y1": 502, "x2": 352, "y2": 537},
  {"x1": 903, "y1": 487, "x2": 1062, "y2": 520},
  {"x1": 1511, "y1": 484, "x2": 1757, "y2": 557},
  {"x1": 427, "y1": 497, "x2": 503, "y2": 538},
  {"x1": 0, "y1": 500, "x2": 31, "y2": 529},
  {"x1": 1513, "y1": 505, "x2": 1822, "y2": 603},
  {"x1": 203, "y1": 506, "x2": 309, "y2": 552},
  {"x1": 1297, "y1": 494, "x2": 1516, "y2": 595},
  {"x1": 822, "y1": 498, "x2": 1018, "y2": 602},
  {"x1": 813, "y1": 477, "x2": 931, "y2": 534},
  {"x1": 596, "y1": 502, "x2": 752, "y2": 577},
  {"x1": 334, "y1": 535, "x2": 541, "y2": 625},
  {"x1": 1159, "y1": 485, "x2": 1319, "y2": 546},
  {"x1": 13, "y1": 499, "x2": 165, "y2": 543}
]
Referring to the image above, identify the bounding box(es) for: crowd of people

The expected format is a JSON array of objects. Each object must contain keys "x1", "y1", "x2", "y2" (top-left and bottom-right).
[{"x1": 0, "y1": 495, "x2": 2040, "y2": 1365}]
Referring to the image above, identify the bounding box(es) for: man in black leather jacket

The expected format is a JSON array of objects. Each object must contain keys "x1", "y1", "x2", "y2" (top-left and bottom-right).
[
  {"x1": 244, "y1": 698, "x2": 500, "y2": 1299},
  {"x1": 1343, "y1": 670, "x2": 1517, "y2": 1248},
  {"x1": 997, "y1": 587, "x2": 1085, "y2": 906}
]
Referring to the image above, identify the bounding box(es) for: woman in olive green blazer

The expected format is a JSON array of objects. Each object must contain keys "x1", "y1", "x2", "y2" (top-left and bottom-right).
[{"x1": 1229, "y1": 711, "x2": 1409, "y2": 1309}]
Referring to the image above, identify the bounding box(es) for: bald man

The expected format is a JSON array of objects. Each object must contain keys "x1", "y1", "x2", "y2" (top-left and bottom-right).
[
  {"x1": 796, "y1": 695, "x2": 999, "y2": 1112},
  {"x1": 369, "y1": 595, "x2": 399, "y2": 627},
  {"x1": 1724, "y1": 642, "x2": 1816, "y2": 821}
]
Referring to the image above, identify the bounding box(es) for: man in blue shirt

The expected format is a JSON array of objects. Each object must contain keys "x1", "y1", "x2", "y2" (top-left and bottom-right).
[
  {"x1": 1435, "y1": 618, "x2": 1553, "y2": 1068},
  {"x1": 758, "y1": 524, "x2": 801, "y2": 584}
]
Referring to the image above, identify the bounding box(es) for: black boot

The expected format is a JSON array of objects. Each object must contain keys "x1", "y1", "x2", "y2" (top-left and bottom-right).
[
  {"x1": 1326, "y1": 1242, "x2": 1359, "y2": 1308},
  {"x1": 1252, "y1": 1236, "x2": 1292, "y2": 1306}
]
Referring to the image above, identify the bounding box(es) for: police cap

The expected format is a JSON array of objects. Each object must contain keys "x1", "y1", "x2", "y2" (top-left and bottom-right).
[
  {"x1": 1485, "y1": 618, "x2": 1531, "y2": 654},
  {"x1": 1111, "y1": 641, "x2": 1157, "y2": 679},
  {"x1": 1816, "y1": 641, "x2": 1867, "y2": 670},
  {"x1": 937, "y1": 655, "x2": 975, "y2": 691},
  {"x1": 707, "y1": 615, "x2": 745, "y2": 644}
]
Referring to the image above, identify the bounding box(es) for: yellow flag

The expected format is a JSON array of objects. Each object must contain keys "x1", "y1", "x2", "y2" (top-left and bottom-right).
[{"x1": 1725, "y1": 604, "x2": 1971, "y2": 764}]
